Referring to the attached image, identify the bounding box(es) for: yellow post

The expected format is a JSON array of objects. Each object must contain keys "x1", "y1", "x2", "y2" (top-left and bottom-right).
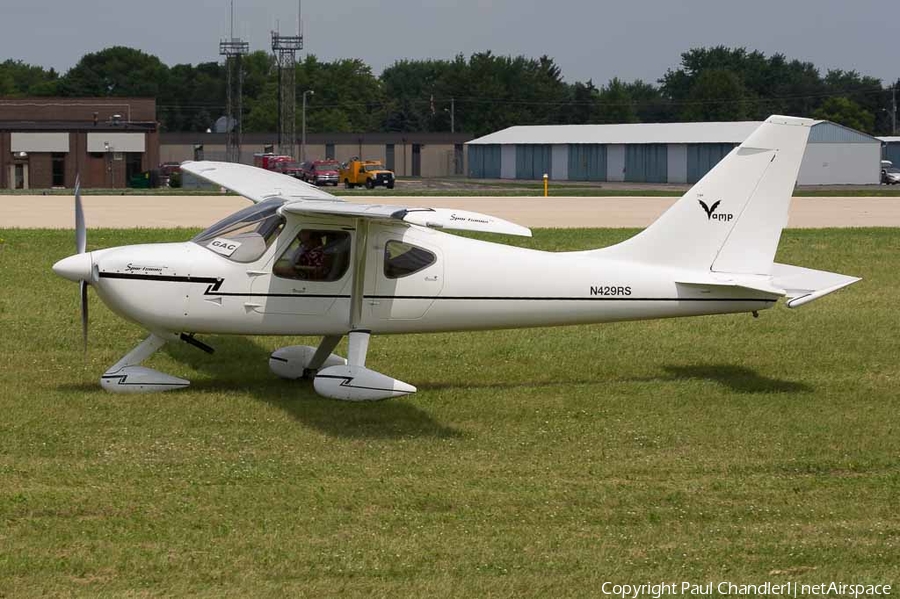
[{"x1": 543, "y1": 173, "x2": 549, "y2": 197}]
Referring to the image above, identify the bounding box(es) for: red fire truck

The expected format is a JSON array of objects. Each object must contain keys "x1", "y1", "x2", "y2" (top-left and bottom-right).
[{"x1": 253, "y1": 153, "x2": 294, "y2": 171}]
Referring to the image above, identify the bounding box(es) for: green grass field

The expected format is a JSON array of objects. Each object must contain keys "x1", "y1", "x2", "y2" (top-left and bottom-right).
[{"x1": 0, "y1": 228, "x2": 898, "y2": 597}]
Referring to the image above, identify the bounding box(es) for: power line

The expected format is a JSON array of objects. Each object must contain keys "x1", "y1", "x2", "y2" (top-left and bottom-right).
[{"x1": 155, "y1": 85, "x2": 890, "y2": 116}]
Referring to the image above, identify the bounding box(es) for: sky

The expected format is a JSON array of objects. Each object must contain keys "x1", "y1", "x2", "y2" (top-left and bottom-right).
[{"x1": 0, "y1": 0, "x2": 895, "y2": 85}]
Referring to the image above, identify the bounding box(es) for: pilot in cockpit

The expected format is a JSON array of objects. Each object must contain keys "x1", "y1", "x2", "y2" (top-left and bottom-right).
[{"x1": 292, "y1": 230, "x2": 327, "y2": 280}]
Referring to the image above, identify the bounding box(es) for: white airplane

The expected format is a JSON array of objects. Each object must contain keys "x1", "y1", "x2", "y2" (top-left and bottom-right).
[{"x1": 53, "y1": 115, "x2": 859, "y2": 401}]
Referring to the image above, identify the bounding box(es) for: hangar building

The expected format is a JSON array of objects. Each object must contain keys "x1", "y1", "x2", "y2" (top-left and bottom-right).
[
  {"x1": 467, "y1": 120, "x2": 881, "y2": 185},
  {"x1": 0, "y1": 97, "x2": 159, "y2": 189}
]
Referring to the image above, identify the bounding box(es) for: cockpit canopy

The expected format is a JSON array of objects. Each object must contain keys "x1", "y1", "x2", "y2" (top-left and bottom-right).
[{"x1": 192, "y1": 198, "x2": 286, "y2": 262}]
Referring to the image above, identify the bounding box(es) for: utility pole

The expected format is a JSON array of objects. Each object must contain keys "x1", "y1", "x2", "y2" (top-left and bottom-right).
[
  {"x1": 302, "y1": 90, "x2": 314, "y2": 161},
  {"x1": 450, "y1": 97, "x2": 455, "y2": 133},
  {"x1": 219, "y1": 0, "x2": 249, "y2": 163},
  {"x1": 892, "y1": 84, "x2": 897, "y2": 135},
  {"x1": 272, "y1": 1, "x2": 304, "y2": 158}
]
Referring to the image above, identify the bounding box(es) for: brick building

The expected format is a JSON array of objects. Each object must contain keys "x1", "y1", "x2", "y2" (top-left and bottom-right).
[{"x1": 0, "y1": 97, "x2": 159, "y2": 189}]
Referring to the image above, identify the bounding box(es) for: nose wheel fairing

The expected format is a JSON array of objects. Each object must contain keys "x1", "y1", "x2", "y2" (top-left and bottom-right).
[{"x1": 100, "y1": 333, "x2": 189, "y2": 393}]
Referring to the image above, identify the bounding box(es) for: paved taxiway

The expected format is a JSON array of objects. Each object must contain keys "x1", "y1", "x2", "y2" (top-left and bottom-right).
[{"x1": 2, "y1": 195, "x2": 899, "y2": 229}]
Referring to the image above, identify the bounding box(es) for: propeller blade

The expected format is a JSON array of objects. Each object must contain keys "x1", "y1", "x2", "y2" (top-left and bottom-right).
[
  {"x1": 75, "y1": 174, "x2": 86, "y2": 255},
  {"x1": 80, "y1": 280, "x2": 88, "y2": 353}
]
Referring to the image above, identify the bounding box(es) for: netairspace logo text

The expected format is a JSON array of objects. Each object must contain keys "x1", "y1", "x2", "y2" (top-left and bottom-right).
[{"x1": 600, "y1": 581, "x2": 891, "y2": 598}]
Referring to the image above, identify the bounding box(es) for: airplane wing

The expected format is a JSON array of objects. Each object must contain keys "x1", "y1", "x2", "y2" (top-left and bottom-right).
[
  {"x1": 181, "y1": 160, "x2": 339, "y2": 203},
  {"x1": 279, "y1": 203, "x2": 531, "y2": 236},
  {"x1": 181, "y1": 160, "x2": 532, "y2": 237}
]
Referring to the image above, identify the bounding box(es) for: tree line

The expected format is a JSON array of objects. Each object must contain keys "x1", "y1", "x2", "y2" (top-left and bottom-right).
[{"x1": 0, "y1": 46, "x2": 895, "y2": 136}]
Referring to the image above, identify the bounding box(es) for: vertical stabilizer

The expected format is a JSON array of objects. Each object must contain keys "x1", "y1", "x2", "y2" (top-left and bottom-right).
[{"x1": 601, "y1": 116, "x2": 814, "y2": 275}]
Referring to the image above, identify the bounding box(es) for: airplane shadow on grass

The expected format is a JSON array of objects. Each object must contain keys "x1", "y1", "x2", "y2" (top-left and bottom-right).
[
  {"x1": 415, "y1": 379, "x2": 606, "y2": 392},
  {"x1": 630, "y1": 364, "x2": 813, "y2": 394},
  {"x1": 160, "y1": 336, "x2": 462, "y2": 440}
]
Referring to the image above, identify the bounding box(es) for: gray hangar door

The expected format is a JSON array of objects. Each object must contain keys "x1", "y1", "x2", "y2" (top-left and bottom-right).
[
  {"x1": 468, "y1": 144, "x2": 501, "y2": 178},
  {"x1": 515, "y1": 144, "x2": 552, "y2": 179},
  {"x1": 687, "y1": 143, "x2": 735, "y2": 183},
  {"x1": 884, "y1": 143, "x2": 900, "y2": 167},
  {"x1": 625, "y1": 144, "x2": 668, "y2": 183},
  {"x1": 568, "y1": 144, "x2": 607, "y2": 181}
]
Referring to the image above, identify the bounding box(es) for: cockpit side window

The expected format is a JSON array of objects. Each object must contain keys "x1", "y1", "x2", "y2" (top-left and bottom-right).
[
  {"x1": 384, "y1": 240, "x2": 436, "y2": 279},
  {"x1": 192, "y1": 198, "x2": 285, "y2": 263},
  {"x1": 273, "y1": 230, "x2": 351, "y2": 282}
]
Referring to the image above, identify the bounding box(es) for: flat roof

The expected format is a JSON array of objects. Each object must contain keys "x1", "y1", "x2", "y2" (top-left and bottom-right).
[
  {"x1": 161, "y1": 131, "x2": 474, "y2": 145},
  {"x1": 0, "y1": 121, "x2": 157, "y2": 132},
  {"x1": 467, "y1": 121, "x2": 764, "y2": 145},
  {"x1": 877, "y1": 136, "x2": 900, "y2": 143},
  {"x1": 467, "y1": 120, "x2": 886, "y2": 146}
]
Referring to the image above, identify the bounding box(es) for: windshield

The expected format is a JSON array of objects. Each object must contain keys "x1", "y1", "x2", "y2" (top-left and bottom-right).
[
  {"x1": 363, "y1": 164, "x2": 382, "y2": 172},
  {"x1": 192, "y1": 198, "x2": 286, "y2": 262},
  {"x1": 314, "y1": 163, "x2": 338, "y2": 171},
  {"x1": 887, "y1": 167, "x2": 900, "y2": 174}
]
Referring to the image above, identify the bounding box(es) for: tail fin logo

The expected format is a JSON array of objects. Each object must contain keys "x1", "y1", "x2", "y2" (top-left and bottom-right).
[{"x1": 698, "y1": 199, "x2": 733, "y2": 222}]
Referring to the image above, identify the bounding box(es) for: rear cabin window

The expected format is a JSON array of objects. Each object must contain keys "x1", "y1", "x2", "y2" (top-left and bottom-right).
[
  {"x1": 273, "y1": 230, "x2": 351, "y2": 282},
  {"x1": 384, "y1": 240, "x2": 436, "y2": 279}
]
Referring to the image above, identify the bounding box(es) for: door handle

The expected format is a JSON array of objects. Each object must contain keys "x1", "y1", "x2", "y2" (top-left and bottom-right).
[
  {"x1": 425, "y1": 275, "x2": 439, "y2": 281},
  {"x1": 292, "y1": 287, "x2": 307, "y2": 294}
]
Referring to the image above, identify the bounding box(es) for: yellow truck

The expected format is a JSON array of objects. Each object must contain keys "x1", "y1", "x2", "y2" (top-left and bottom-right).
[{"x1": 340, "y1": 158, "x2": 395, "y2": 189}]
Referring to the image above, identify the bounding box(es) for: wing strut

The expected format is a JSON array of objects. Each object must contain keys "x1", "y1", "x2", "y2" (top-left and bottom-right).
[{"x1": 349, "y1": 218, "x2": 370, "y2": 330}]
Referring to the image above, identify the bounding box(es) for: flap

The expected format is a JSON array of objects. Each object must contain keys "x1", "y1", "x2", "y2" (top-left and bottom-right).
[{"x1": 281, "y1": 201, "x2": 407, "y2": 219}]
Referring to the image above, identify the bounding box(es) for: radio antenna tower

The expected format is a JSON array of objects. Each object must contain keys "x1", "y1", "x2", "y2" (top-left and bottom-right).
[
  {"x1": 272, "y1": 1, "x2": 304, "y2": 157},
  {"x1": 219, "y1": 0, "x2": 249, "y2": 162}
]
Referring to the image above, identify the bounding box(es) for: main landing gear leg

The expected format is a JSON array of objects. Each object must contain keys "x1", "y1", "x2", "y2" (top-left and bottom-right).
[
  {"x1": 346, "y1": 330, "x2": 369, "y2": 367},
  {"x1": 313, "y1": 330, "x2": 417, "y2": 401},
  {"x1": 100, "y1": 333, "x2": 189, "y2": 393},
  {"x1": 306, "y1": 335, "x2": 344, "y2": 375}
]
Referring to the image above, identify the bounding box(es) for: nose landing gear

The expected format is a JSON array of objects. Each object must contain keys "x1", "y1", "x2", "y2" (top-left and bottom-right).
[{"x1": 100, "y1": 333, "x2": 189, "y2": 393}]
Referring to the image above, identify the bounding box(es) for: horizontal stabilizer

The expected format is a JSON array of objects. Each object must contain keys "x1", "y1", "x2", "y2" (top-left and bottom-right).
[
  {"x1": 771, "y1": 263, "x2": 861, "y2": 308},
  {"x1": 675, "y1": 262, "x2": 860, "y2": 307},
  {"x1": 675, "y1": 274, "x2": 784, "y2": 297}
]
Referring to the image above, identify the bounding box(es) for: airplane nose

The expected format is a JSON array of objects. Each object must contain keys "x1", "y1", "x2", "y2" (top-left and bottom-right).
[{"x1": 53, "y1": 252, "x2": 93, "y2": 282}]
